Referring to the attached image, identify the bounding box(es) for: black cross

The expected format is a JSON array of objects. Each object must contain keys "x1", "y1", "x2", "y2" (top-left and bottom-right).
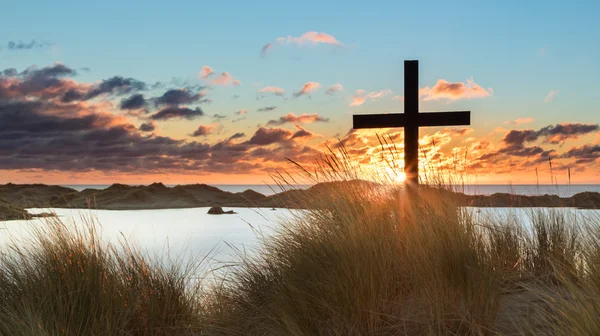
[{"x1": 353, "y1": 60, "x2": 471, "y2": 186}]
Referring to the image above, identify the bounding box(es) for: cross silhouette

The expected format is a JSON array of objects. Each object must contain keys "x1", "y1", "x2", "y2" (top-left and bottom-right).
[{"x1": 353, "y1": 60, "x2": 471, "y2": 186}]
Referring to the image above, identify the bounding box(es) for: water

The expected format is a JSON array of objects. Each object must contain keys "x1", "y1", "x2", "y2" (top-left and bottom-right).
[
  {"x1": 0, "y1": 207, "x2": 301, "y2": 268},
  {"x1": 2, "y1": 207, "x2": 599, "y2": 263},
  {"x1": 62, "y1": 184, "x2": 600, "y2": 197}
]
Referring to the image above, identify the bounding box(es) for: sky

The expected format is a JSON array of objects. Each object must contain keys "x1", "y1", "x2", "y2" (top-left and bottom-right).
[{"x1": 1, "y1": 0, "x2": 600, "y2": 185}]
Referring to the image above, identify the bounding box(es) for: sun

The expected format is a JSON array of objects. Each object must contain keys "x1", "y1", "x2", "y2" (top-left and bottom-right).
[{"x1": 394, "y1": 171, "x2": 407, "y2": 183}]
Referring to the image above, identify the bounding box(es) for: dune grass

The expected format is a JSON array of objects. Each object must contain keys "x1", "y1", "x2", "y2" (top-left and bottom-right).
[
  {"x1": 0, "y1": 155, "x2": 599, "y2": 334},
  {"x1": 0, "y1": 216, "x2": 204, "y2": 336}
]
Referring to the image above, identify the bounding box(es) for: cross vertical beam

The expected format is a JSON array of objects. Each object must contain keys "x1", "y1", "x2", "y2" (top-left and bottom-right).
[{"x1": 404, "y1": 60, "x2": 419, "y2": 186}]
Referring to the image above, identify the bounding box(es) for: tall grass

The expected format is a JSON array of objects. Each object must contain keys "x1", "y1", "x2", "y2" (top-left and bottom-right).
[{"x1": 0, "y1": 216, "x2": 204, "y2": 336}]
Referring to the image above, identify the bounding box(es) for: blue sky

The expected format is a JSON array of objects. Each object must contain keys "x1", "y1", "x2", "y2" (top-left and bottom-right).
[{"x1": 1, "y1": 0, "x2": 600, "y2": 183}]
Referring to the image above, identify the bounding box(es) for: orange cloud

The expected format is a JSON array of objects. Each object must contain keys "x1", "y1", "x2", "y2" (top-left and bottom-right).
[
  {"x1": 276, "y1": 31, "x2": 342, "y2": 46},
  {"x1": 199, "y1": 65, "x2": 214, "y2": 79},
  {"x1": 259, "y1": 86, "x2": 285, "y2": 96},
  {"x1": 420, "y1": 79, "x2": 492, "y2": 101},
  {"x1": 294, "y1": 82, "x2": 321, "y2": 97},
  {"x1": 261, "y1": 31, "x2": 343, "y2": 56},
  {"x1": 235, "y1": 109, "x2": 248, "y2": 115},
  {"x1": 392, "y1": 95, "x2": 404, "y2": 101},
  {"x1": 325, "y1": 83, "x2": 343, "y2": 95},
  {"x1": 190, "y1": 124, "x2": 219, "y2": 137},
  {"x1": 211, "y1": 72, "x2": 241, "y2": 86},
  {"x1": 349, "y1": 89, "x2": 392, "y2": 106},
  {"x1": 266, "y1": 112, "x2": 329, "y2": 126}
]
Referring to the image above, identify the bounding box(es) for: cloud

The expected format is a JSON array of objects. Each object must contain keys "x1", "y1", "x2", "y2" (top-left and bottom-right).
[
  {"x1": 246, "y1": 127, "x2": 293, "y2": 145},
  {"x1": 291, "y1": 125, "x2": 319, "y2": 139},
  {"x1": 139, "y1": 121, "x2": 156, "y2": 132},
  {"x1": 7, "y1": 40, "x2": 54, "y2": 50},
  {"x1": 349, "y1": 89, "x2": 392, "y2": 106},
  {"x1": 150, "y1": 106, "x2": 205, "y2": 120},
  {"x1": 259, "y1": 86, "x2": 285, "y2": 96},
  {"x1": 228, "y1": 132, "x2": 246, "y2": 140},
  {"x1": 544, "y1": 90, "x2": 559, "y2": 103},
  {"x1": 257, "y1": 106, "x2": 277, "y2": 112},
  {"x1": 504, "y1": 117, "x2": 534, "y2": 125},
  {"x1": 392, "y1": 95, "x2": 404, "y2": 101},
  {"x1": 154, "y1": 89, "x2": 205, "y2": 106},
  {"x1": 276, "y1": 32, "x2": 342, "y2": 46},
  {"x1": 420, "y1": 79, "x2": 491, "y2": 101},
  {"x1": 261, "y1": 31, "x2": 343, "y2": 56},
  {"x1": 191, "y1": 124, "x2": 218, "y2": 137},
  {"x1": 325, "y1": 83, "x2": 343, "y2": 95},
  {"x1": 1, "y1": 63, "x2": 83, "y2": 100},
  {"x1": 120, "y1": 94, "x2": 147, "y2": 110},
  {"x1": 560, "y1": 144, "x2": 600, "y2": 164},
  {"x1": 502, "y1": 123, "x2": 599, "y2": 146},
  {"x1": 210, "y1": 72, "x2": 241, "y2": 86},
  {"x1": 62, "y1": 76, "x2": 147, "y2": 102},
  {"x1": 0, "y1": 62, "x2": 331, "y2": 176},
  {"x1": 294, "y1": 82, "x2": 321, "y2": 97},
  {"x1": 266, "y1": 112, "x2": 329, "y2": 126},
  {"x1": 199, "y1": 66, "x2": 214, "y2": 79},
  {"x1": 260, "y1": 43, "x2": 272, "y2": 57},
  {"x1": 235, "y1": 109, "x2": 248, "y2": 115},
  {"x1": 212, "y1": 114, "x2": 227, "y2": 121}
]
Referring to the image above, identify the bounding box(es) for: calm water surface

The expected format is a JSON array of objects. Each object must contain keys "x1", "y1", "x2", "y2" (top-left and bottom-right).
[{"x1": 2, "y1": 207, "x2": 599, "y2": 263}]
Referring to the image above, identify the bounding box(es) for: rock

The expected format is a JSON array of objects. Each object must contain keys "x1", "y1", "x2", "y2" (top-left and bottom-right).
[{"x1": 207, "y1": 206, "x2": 236, "y2": 215}]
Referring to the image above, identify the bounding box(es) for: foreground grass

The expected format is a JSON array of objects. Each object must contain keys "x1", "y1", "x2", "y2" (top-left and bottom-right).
[
  {"x1": 0, "y1": 217, "x2": 204, "y2": 336},
  {"x1": 1, "y1": 181, "x2": 600, "y2": 335}
]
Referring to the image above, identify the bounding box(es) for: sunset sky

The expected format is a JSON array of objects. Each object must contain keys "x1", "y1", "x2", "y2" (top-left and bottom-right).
[{"x1": 1, "y1": 0, "x2": 599, "y2": 185}]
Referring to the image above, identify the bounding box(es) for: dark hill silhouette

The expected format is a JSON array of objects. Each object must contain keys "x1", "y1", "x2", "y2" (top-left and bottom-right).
[{"x1": 0, "y1": 181, "x2": 598, "y2": 218}]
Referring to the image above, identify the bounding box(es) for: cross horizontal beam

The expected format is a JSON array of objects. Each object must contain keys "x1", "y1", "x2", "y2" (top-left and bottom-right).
[{"x1": 353, "y1": 111, "x2": 471, "y2": 129}]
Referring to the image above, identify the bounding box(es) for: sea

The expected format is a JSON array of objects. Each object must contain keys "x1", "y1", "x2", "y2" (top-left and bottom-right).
[
  {"x1": 61, "y1": 184, "x2": 600, "y2": 198},
  {"x1": 2, "y1": 207, "x2": 599, "y2": 267}
]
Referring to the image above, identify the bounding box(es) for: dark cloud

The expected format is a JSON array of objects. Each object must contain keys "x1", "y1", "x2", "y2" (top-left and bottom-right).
[
  {"x1": 503, "y1": 130, "x2": 539, "y2": 146},
  {"x1": 538, "y1": 123, "x2": 600, "y2": 144},
  {"x1": 150, "y1": 106, "x2": 204, "y2": 120},
  {"x1": 257, "y1": 106, "x2": 277, "y2": 112},
  {"x1": 1, "y1": 64, "x2": 79, "y2": 100},
  {"x1": 503, "y1": 123, "x2": 599, "y2": 146},
  {"x1": 61, "y1": 76, "x2": 147, "y2": 103},
  {"x1": 0, "y1": 63, "x2": 324, "y2": 175},
  {"x1": 21, "y1": 63, "x2": 77, "y2": 78},
  {"x1": 139, "y1": 121, "x2": 156, "y2": 132},
  {"x1": 85, "y1": 76, "x2": 147, "y2": 99},
  {"x1": 7, "y1": 40, "x2": 53, "y2": 50},
  {"x1": 292, "y1": 128, "x2": 315, "y2": 139},
  {"x1": 246, "y1": 127, "x2": 293, "y2": 145},
  {"x1": 2, "y1": 68, "x2": 17, "y2": 77},
  {"x1": 120, "y1": 94, "x2": 147, "y2": 110},
  {"x1": 560, "y1": 144, "x2": 600, "y2": 164},
  {"x1": 153, "y1": 89, "x2": 205, "y2": 106},
  {"x1": 228, "y1": 132, "x2": 245, "y2": 140}
]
